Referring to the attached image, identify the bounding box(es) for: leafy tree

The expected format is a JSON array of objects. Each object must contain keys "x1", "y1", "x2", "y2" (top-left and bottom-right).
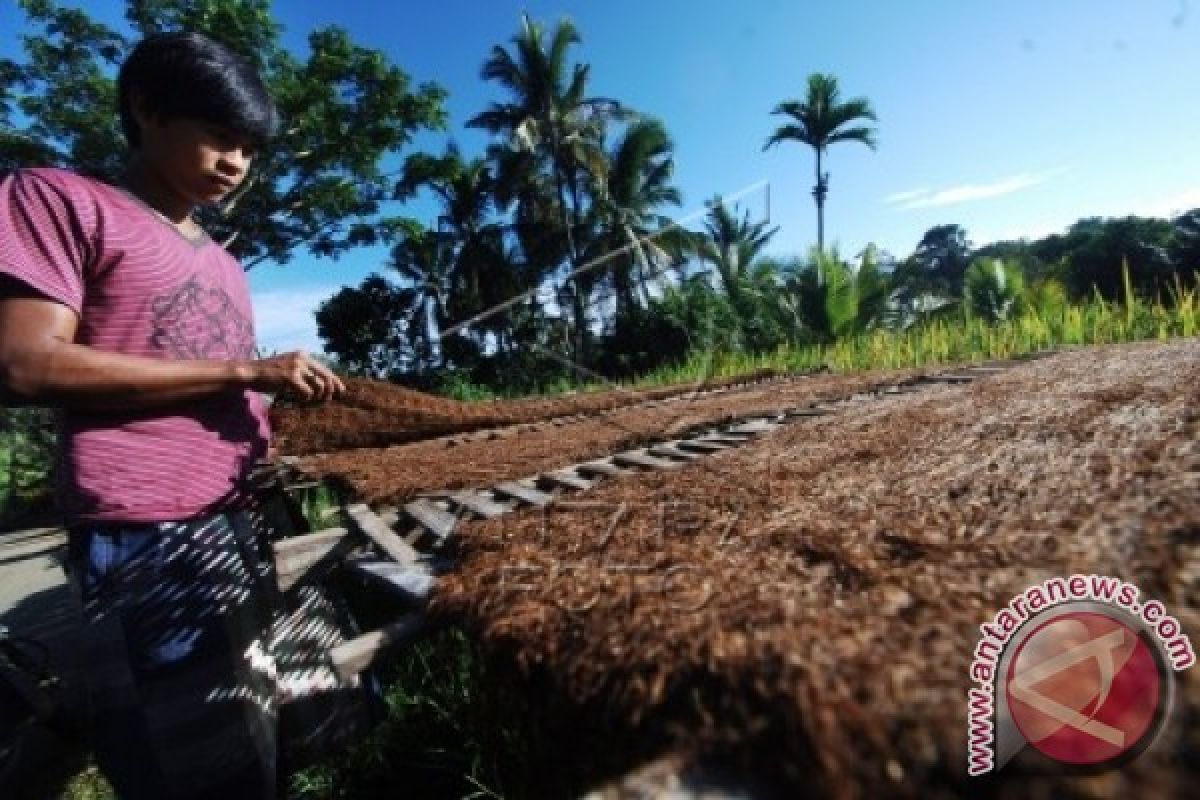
[
  {"x1": 653, "y1": 274, "x2": 741, "y2": 356},
  {"x1": 395, "y1": 143, "x2": 518, "y2": 345},
  {"x1": 315, "y1": 273, "x2": 410, "y2": 377},
  {"x1": 1169, "y1": 208, "x2": 1200, "y2": 272},
  {"x1": 763, "y1": 73, "x2": 877, "y2": 251},
  {"x1": 692, "y1": 198, "x2": 779, "y2": 308},
  {"x1": 386, "y1": 228, "x2": 461, "y2": 372},
  {"x1": 895, "y1": 223, "x2": 973, "y2": 297},
  {"x1": 1, "y1": 0, "x2": 447, "y2": 268},
  {"x1": 778, "y1": 247, "x2": 889, "y2": 342},
  {"x1": 1058, "y1": 216, "x2": 1174, "y2": 301},
  {"x1": 973, "y1": 238, "x2": 1058, "y2": 285},
  {"x1": 0, "y1": 406, "x2": 56, "y2": 522}
]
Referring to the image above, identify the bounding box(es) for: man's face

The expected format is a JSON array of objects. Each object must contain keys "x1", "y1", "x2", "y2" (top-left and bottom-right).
[{"x1": 139, "y1": 114, "x2": 256, "y2": 205}]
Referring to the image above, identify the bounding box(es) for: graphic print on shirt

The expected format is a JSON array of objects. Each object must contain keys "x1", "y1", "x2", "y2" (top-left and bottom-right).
[{"x1": 150, "y1": 276, "x2": 256, "y2": 359}]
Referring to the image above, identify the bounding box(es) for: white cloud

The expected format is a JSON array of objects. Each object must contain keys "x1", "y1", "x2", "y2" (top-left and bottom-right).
[
  {"x1": 886, "y1": 168, "x2": 1067, "y2": 210},
  {"x1": 251, "y1": 285, "x2": 340, "y2": 355},
  {"x1": 882, "y1": 188, "x2": 930, "y2": 205},
  {"x1": 1137, "y1": 188, "x2": 1200, "y2": 220}
]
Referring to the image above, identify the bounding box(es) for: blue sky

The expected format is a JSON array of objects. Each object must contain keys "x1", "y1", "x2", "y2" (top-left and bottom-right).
[{"x1": 3, "y1": 0, "x2": 1198, "y2": 352}]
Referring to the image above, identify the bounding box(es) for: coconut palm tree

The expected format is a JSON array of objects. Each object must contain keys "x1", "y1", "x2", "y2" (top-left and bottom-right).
[
  {"x1": 763, "y1": 73, "x2": 878, "y2": 252},
  {"x1": 468, "y1": 14, "x2": 623, "y2": 372},
  {"x1": 395, "y1": 142, "x2": 520, "y2": 345},
  {"x1": 693, "y1": 198, "x2": 779, "y2": 308},
  {"x1": 387, "y1": 228, "x2": 457, "y2": 372},
  {"x1": 585, "y1": 116, "x2": 684, "y2": 317}
]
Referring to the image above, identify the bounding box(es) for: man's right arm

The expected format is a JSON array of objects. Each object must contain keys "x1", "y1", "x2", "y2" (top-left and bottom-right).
[{"x1": 0, "y1": 291, "x2": 345, "y2": 411}]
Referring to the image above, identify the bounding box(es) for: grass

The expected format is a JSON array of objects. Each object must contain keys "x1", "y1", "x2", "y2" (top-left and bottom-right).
[
  {"x1": 632, "y1": 268, "x2": 1199, "y2": 386},
  {"x1": 288, "y1": 628, "x2": 521, "y2": 800}
]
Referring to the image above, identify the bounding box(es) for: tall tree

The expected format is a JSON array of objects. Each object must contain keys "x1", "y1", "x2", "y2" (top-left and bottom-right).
[
  {"x1": 395, "y1": 143, "x2": 519, "y2": 345},
  {"x1": 692, "y1": 198, "x2": 779, "y2": 308},
  {"x1": 1058, "y1": 216, "x2": 1174, "y2": 301},
  {"x1": 468, "y1": 13, "x2": 621, "y2": 369},
  {"x1": 902, "y1": 223, "x2": 974, "y2": 296},
  {"x1": 763, "y1": 73, "x2": 877, "y2": 252},
  {"x1": 1, "y1": 0, "x2": 447, "y2": 268},
  {"x1": 585, "y1": 116, "x2": 684, "y2": 317},
  {"x1": 386, "y1": 228, "x2": 459, "y2": 372}
]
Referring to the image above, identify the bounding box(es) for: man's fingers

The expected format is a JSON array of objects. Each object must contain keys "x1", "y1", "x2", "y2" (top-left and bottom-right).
[{"x1": 275, "y1": 353, "x2": 343, "y2": 402}]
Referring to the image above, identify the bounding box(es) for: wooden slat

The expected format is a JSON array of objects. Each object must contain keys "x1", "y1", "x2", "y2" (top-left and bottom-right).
[
  {"x1": 448, "y1": 491, "x2": 512, "y2": 518},
  {"x1": 273, "y1": 527, "x2": 351, "y2": 555},
  {"x1": 344, "y1": 558, "x2": 436, "y2": 603},
  {"x1": 539, "y1": 470, "x2": 594, "y2": 491},
  {"x1": 344, "y1": 503, "x2": 421, "y2": 566},
  {"x1": 575, "y1": 459, "x2": 628, "y2": 478},
  {"x1": 696, "y1": 434, "x2": 752, "y2": 446},
  {"x1": 403, "y1": 499, "x2": 460, "y2": 540},
  {"x1": 928, "y1": 374, "x2": 975, "y2": 383},
  {"x1": 330, "y1": 613, "x2": 430, "y2": 680},
  {"x1": 612, "y1": 450, "x2": 683, "y2": 470},
  {"x1": 647, "y1": 443, "x2": 701, "y2": 461},
  {"x1": 675, "y1": 439, "x2": 734, "y2": 454},
  {"x1": 492, "y1": 480, "x2": 555, "y2": 507},
  {"x1": 785, "y1": 406, "x2": 835, "y2": 417},
  {"x1": 724, "y1": 420, "x2": 780, "y2": 435}
]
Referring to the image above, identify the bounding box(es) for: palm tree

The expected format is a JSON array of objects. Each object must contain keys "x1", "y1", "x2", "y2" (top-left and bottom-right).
[
  {"x1": 585, "y1": 116, "x2": 684, "y2": 317},
  {"x1": 468, "y1": 14, "x2": 623, "y2": 372},
  {"x1": 779, "y1": 247, "x2": 889, "y2": 341},
  {"x1": 763, "y1": 73, "x2": 878, "y2": 252},
  {"x1": 693, "y1": 198, "x2": 779, "y2": 308},
  {"x1": 395, "y1": 143, "x2": 519, "y2": 345},
  {"x1": 387, "y1": 228, "x2": 457, "y2": 372},
  {"x1": 964, "y1": 258, "x2": 1026, "y2": 323}
]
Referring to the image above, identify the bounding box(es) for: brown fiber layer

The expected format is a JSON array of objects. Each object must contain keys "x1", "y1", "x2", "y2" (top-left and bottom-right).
[
  {"x1": 270, "y1": 369, "x2": 790, "y2": 456},
  {"x1": 286, "y1": 366, "x2": 932, "y2": 506},
  {"x1": 427, "y1": 339, "x2": 1200, "y2": 798}
]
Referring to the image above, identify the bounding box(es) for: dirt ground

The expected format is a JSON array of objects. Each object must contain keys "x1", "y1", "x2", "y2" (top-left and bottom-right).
[
  {"x1": 418, "y1": 338, "x2": 1200, "y2": 798},
  {"x1": 285, "y1": 365, "x2": 932, "y2": 506}
]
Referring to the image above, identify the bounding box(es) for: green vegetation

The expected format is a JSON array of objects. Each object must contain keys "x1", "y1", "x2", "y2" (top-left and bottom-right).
[
  {"x1": 633, "y1": 266, "x2": 1197, "y2": 383},
  {"x1": 289, "y1": 629, "x2": 523, "y2": 800},
  {"x1": 6, "y1": 3, "x2": 1200, "y2": 798},
  {"x1": 0, "y1": 408, "x2": 55, "y2": 526}
]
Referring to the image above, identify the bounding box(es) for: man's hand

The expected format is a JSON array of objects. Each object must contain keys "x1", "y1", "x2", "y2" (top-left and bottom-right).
[{"x1": 242, "y1": 351, "x2": 346, "y2": 402}]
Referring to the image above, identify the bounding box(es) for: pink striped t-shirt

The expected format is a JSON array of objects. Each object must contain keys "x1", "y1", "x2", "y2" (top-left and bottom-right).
[{"x1": 0, "y1": 167, "x2": 270, "y2": 524}]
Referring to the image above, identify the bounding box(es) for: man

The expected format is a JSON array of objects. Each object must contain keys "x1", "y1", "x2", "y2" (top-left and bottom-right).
[{"x1": 0, "y1": 32, "x2": 344, "y2": 798}]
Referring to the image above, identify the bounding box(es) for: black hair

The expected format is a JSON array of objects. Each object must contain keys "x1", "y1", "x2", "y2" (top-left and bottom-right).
[{"x1": 117, "y1": 32, "x2": 279, "y2": 150}]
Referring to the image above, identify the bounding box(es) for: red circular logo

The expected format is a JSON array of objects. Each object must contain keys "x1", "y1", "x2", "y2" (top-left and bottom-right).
[{"x1": 1005, "y1": 611, "x2": 1165, "y2": 766}]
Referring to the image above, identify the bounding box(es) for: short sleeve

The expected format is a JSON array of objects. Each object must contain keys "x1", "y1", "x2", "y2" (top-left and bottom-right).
[{"x1": 0, "y1": 169, "x2": 92, "y2": 313}]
